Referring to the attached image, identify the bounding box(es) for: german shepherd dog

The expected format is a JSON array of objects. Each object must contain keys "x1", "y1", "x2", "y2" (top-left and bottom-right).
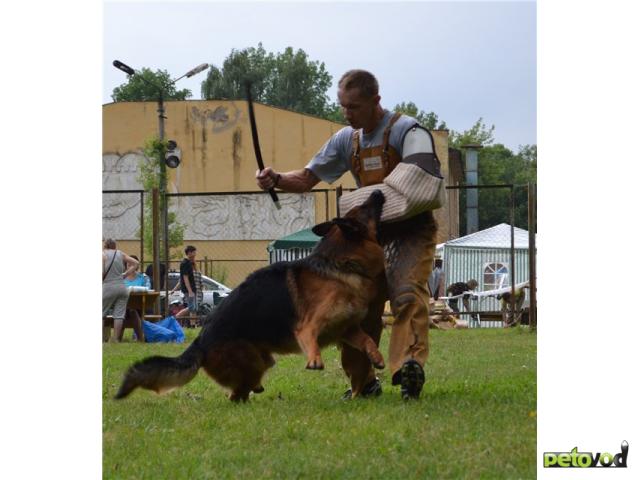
[{"x1": 115, "y1": 190, "x2": 386, "y2": 402}]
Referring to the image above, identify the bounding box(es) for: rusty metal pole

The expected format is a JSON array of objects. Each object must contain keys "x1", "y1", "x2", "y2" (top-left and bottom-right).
[
  {"x1": 528, "y1": 182, "x2": 537, "y2": 329},
  {"x1": 140, "y1": 191, "x2": 145, "y2": 269},
  {"x1": 325, "y1": 190, "x2": 329, "y2": 222},
  {"x1": 152, "y1": 188, "x2": 160, "y2": 313},
  {"x1": 510, "y1": 185, "x2": 516, "y2": 326},
  {"x1": 163, "y1": 192, "x2": 170, "y2": 314}
]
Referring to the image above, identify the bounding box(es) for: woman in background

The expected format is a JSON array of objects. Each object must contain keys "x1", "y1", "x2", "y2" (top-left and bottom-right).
[
  {"x1": 102, "y1": 239, "x2": 139, "y2": 342},
  {"x1": 124, "y1": 254, "x2": 151, "y2": 288}
]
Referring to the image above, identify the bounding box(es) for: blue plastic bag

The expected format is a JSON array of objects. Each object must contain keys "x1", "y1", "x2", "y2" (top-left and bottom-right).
[{"x1": 142, "y1": 316, "x2": 185, "y2": 343}]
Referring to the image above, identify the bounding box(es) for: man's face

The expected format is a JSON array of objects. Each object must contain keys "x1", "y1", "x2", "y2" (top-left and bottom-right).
[
  {"x1": 338, "y1": 87, "x2": 380, "y2": 129},
  {"x1": 187, "y1": 249, "x2": 197, "y2": 261}
]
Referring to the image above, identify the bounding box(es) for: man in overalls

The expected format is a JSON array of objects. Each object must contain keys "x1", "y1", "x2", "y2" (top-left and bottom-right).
[{"x1": 256, "y1": 70, "x2": 445, "y2": 400}]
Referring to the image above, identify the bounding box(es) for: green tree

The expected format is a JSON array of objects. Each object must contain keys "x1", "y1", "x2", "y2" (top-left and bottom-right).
[
  {"x1": 393, "y1": 101, "x2": 447, "y2": 130},
  {"x1": 324, "y1": 102, "x2": 347, "y2": 124},
  {"x1": 137, "y1": 137, "x2": 186, "y2": 260},
  {"x1": 264, "y1": 47, "x2": 333, "y2": 117},
  {"x1": 475, "y1": 143, "x2": 537, "y2": 230},
  {"x1": 201, "y1": 43, "x2": 334, "y2": 118},
  {"x1": 201, "y1": 43, "x2": 274, "y2": 101},
  {"x1": 449, "y1": 117, "x2": 495, "y2": 149},
  {"x1": 112, "y1": 68, "x2": 192, "y2": 102}
]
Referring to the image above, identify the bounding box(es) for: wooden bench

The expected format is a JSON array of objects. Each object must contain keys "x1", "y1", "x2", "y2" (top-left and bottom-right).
[
  {"x1": 103, "y1": 291, "x2": 162, "y2": 342},
  {"x1": 103, "y1": 313, "x2": 144, "y2": 342}
]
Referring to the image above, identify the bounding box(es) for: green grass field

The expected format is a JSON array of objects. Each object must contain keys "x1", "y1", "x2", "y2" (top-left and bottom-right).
[{"x1": 103, "y1": 327, "x2": 536, "y2": 479}]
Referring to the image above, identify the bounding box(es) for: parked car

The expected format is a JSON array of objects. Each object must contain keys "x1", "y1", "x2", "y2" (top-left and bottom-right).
[{"x1": 159, "y1": 271, "x2": 232, "y2": 315}]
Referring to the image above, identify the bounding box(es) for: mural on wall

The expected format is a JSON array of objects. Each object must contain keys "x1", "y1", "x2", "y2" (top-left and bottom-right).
[
  {"x1": 102, "y1": 191, "x2": 143, "y2": 240},
  {"x1": 190, "y1": 103, "x2": 241, "y2": 134},
  {"x1": 102, "y1": 152, "x2": 315, "y2": 240},
  {"x1": 170, "y1": 194, "x2": 315, "y2": 241},
  {"x1": 102, "y1": 151, "x2": 147, "y2": 190},
  {"x1": 102, "y1": 152, "x2": 147, "y2": 239}
]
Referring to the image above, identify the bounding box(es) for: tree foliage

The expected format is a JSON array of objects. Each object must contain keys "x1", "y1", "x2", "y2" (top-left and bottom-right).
[
  {"x1": 393, "y1": 101, "x2": 447, "y2": 130},
  {"x1": 458, "y1": 143, "x2": 537, "y2": 232},
  {"x1": 479, "y1": 144, "x2": 535, "y2": 230},
  {"x1": 449, "y1": 117, "x2": 536, "y2": 232},
  {"x1": 112, "y1": 68, "x2": 192, "y2": 102},
  {"x1": 201, "y1": 43, "x2": 333, "y2": 118},
  {"x1": 323, "y1": 102, "x2": 347, "y2": 124},
  {"x1": 449, "y1": 118, "x2": 495, "y2": 149},
  {"x1": 201, "y1": 44, "x2": 273, "y2": 102}
]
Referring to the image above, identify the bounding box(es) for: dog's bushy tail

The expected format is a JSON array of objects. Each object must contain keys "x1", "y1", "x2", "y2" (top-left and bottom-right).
[{"x1": 114, "y1": 340, "x2": 204, "y2": 399}]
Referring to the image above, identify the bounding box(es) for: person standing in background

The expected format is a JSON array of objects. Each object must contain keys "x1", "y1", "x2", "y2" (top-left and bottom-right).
[
  {"x1": 102, "y1": 239, "x2": 139, "y2": 342},
  {"x1": 179, "y1": 246, "x2": 198, "y2": 315}
]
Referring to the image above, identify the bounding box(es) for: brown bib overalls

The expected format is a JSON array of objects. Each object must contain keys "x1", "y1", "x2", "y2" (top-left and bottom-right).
[{"x1": 341, "y1": 113, "x2": 438, "y2": 395}]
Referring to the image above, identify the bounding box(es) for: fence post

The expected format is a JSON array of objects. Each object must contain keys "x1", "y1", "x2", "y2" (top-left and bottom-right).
[
  {"x1": 528, "y1": 182, "x2": 537, "y2": 329},
  {"x1": 152, "y1": 188, "x2": 160, "y2": 314},
  {"x1": 140, "y1": 191, "x2": 145, "y2": 267},
  {"x1": 510, "y1": 186, "x2": 516, "y2": 326}
]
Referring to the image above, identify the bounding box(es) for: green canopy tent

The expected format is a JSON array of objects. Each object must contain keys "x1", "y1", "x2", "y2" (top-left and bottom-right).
[{"x1": 267, "y1": 228, "x2": 320, "y2": 264}]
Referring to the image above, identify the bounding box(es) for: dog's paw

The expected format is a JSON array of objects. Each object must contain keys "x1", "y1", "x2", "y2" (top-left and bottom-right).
[
  {"x1": 252, "y1": 385, "x2": 265, "y2": 394},
  {"x1": 305, "y1": 359, "x2": 325, "y2": 370}
]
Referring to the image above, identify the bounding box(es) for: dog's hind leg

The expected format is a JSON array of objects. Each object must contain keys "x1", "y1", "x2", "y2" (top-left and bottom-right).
[
  {"x1": 341, "y1": 326, "x2": 385, "y2": 370},
  {"x1": 295, "y1": 323, "x2": 324, "y2": 370},
  {"x1": 202, "y1": 341, "x2": 271, "y2": 401},
  {"x1": 252, "y1": 348, "x2": 275, "y2": 393}
]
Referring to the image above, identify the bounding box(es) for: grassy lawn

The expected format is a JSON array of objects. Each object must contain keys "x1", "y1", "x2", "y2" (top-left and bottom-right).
[{"x1": 103, "y1": 327, "x2": 536, "y2": 479}]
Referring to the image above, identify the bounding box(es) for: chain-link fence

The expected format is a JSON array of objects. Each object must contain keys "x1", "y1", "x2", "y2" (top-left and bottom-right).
[
  {"x1": 102, "y1": 190, "x2": 145, "y2": 262},
  {"x1": 102, "y1": 185, "x2": 536, "y2": 329},
  {"x1": 439, "y1": 184, "x2": 537, "y2": 328},
  {"x1": 164, "y1": 189, "x2": 334, "y2": 288}
]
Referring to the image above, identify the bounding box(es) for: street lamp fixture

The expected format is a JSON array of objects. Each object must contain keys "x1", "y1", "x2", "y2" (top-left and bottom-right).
[
  {"x1": 112, "y1": 58, "x2": 209, "y2": 160},
  {"x1": 112, "y1": 60, "x2": 136, "y2": 76}
]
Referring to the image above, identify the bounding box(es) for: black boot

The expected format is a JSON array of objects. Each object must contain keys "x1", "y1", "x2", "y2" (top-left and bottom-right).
[{"x1": 398, "y1": 360, "x2": 425, "y2": 400}]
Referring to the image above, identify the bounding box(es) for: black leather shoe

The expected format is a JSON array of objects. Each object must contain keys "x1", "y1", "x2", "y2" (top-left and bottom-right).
[
  {"x1": 399, "y1": 360, "x2": 425, "y2": 400},
  {"x1": 342, "y1": 377, "x2": 382, "y2": 400}
]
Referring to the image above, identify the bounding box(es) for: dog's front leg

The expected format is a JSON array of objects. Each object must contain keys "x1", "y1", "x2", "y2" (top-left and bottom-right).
[
  {"x1": 341, "y1": 325, "x2": 385, "y2": 369},
  {"x1": 294, "y1": 321, "x2": 324, "y2": 370}
]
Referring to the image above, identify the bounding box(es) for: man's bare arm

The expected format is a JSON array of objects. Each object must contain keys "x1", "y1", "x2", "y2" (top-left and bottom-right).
[{"x1": 256, "y1": 167, "x2": 320, "y2": 193}]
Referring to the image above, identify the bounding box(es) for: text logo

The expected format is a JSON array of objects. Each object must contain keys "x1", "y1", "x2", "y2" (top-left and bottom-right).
[{"x1": 544, "y1": 441, "x2": 628, "y2": 467}]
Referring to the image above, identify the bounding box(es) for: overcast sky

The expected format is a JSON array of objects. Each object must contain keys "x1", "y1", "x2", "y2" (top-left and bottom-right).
[{"x1": 104, "y1": 1, "x2": 536, "y2": 151}]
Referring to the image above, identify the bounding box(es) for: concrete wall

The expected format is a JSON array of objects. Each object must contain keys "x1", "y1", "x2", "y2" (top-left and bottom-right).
[{"x1": 103, "y1": 100, "x2": 356, "y2": 193}]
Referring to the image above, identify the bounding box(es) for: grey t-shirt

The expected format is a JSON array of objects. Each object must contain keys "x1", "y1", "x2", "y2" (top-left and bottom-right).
[{"x1": 306, "y1": 110, "x2": 419, "y2": 184}]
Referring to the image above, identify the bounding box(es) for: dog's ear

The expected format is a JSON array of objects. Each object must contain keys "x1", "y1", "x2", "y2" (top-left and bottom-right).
[
  {"x1": 334, "y1": 218, "x2": 367, "y2": 240},
  {"x1": 312, "y1": 221, "x2": 334, "y2": 237}
]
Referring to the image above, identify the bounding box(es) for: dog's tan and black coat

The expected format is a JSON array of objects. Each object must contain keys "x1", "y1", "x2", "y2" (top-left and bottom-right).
[{"x1": 115, "y1": 191, "x2": 386, "y2": 402}]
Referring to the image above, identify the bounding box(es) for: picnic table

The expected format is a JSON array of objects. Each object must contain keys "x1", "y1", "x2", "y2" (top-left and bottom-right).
[{"x1": 102, "y1": 289, "x2": 162, "y2": 342}]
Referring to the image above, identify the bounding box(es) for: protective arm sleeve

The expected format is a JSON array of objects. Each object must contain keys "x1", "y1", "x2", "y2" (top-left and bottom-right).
[
  {"x1": 382, "y1": 126, "x2": 445, "y2": 212},
  {"x1": 339, "y1": 126, "x2": 445, "y2": 222}
]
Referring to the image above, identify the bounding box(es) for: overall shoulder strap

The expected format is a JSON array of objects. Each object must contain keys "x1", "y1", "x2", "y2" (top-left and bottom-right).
[
  {"x1": 103, "y1": 250, "x2": 118, "y2": 281},
  {"x1": 350, "y1": 129, "x2": 361, "y2": 175},
  {"x1": 382, "y1": 112, "x2": 402, "y2": 167}
]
